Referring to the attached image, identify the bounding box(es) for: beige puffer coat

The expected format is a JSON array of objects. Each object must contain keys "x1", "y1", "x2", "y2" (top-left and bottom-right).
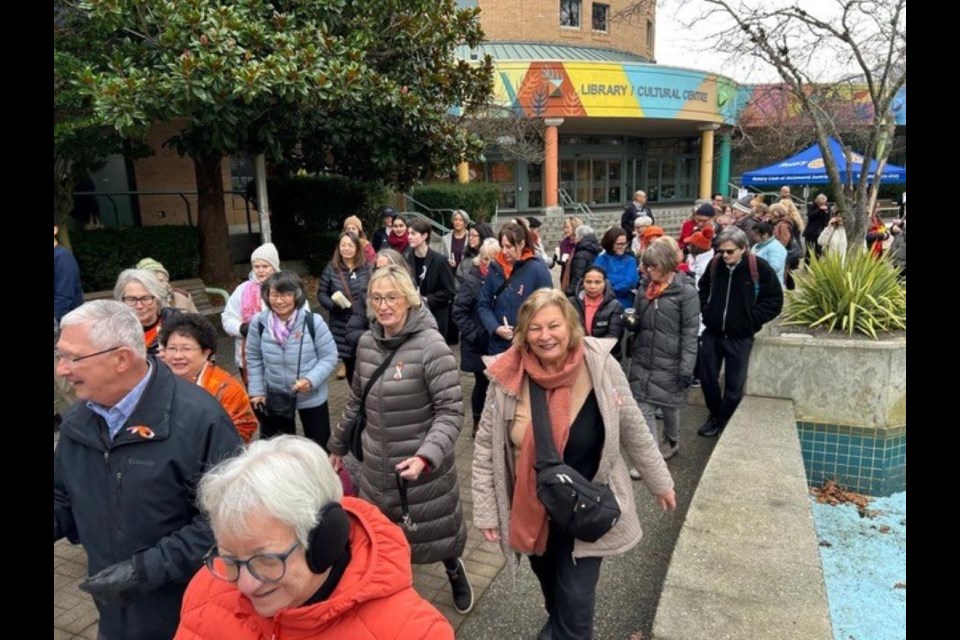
[
  {"x1": 472, "y1": 337, "x2": 674, "y2": 574},
  {"x1": 330, "y1": 304, "x2": 467, "y2": 564}
]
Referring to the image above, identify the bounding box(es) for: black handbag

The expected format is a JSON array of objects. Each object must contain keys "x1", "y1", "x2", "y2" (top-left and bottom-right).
[
  {"x1": 346, "y1": 347, "x2": 400, "y2": 461},
  {"x1": 264, "y1": 317, "x2": 307, "y2": 420},
  {"x1": 529, "y1": 380, "x2": 621, "y2": 542}
]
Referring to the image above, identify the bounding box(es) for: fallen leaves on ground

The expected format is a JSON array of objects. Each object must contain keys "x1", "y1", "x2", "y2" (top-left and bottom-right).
[
  {"x1": 810, "y1": 480, "x2": 873, "y2": 517},
  {"x1": 894, "y1": 582, "x2": 906, "y2": 589}
]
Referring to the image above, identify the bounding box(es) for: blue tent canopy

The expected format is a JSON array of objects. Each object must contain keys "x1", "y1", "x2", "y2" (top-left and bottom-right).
[{"x1": 741, "y1": 137, "x2": 906, "y2": 186}]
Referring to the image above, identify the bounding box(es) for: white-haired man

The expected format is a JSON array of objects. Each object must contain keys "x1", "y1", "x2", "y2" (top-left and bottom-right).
[
  {"x1": 621, "y1": 190, "x2": 655, "y2": 236},
  {"x1": 54, "y1": 300, "x2": 242, "y2": 640}
]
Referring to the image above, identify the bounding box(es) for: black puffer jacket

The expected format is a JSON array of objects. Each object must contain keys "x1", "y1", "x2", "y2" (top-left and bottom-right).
[
  {"x1": 565, "y1": 234, "x2": 603, "y2": 295},
  {"x1": 53, "y1": 360, "x2": 242, "y2": 640},
  {"x1": 451, "y1": 262, "x2": 490, "y2": 373},
  {"x1": 329, "y1": 305, "x2": 466, "y2": 564},
  {"x1": 405, "y1": 247, "x2": 456, "y2": 336},
  {"x1": 318, "y1": 262, "x2": 371, "y2": 360},
  {"x1": 568, "y1": 286, "x2": 625, "y2": 358},
  {"x1": 628, "y1": 274, "x2": 701, "y2": 407},
  {"x1": 804, "y1": 202, "x2": 830, "y2": 244}
]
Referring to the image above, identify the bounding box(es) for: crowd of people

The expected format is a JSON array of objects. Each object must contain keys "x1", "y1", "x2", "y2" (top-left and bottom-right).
[{"x1": 53, "y1": 188, "x2": 900, "y2": 639}]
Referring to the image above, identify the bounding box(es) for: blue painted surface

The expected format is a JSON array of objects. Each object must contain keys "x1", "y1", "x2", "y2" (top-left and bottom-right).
[{"x1": 811, "y1": 492, "x2": 906, "y2": 640}]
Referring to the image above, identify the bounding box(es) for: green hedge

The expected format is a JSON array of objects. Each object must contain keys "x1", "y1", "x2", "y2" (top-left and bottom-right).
[
  {"x1": 71, "y1": 226, "x2": 200, "y2": 292},
  {"x1": 410, "y1": 183, "x2": 500, "y2": 223},
  {"x1": 265, "y1": 176, "x2": 389, "y2": 274}
]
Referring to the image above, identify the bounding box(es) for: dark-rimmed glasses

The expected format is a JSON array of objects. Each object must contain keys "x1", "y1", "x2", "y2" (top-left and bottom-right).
[
  {"x1": 54, "y1": 346, "x2": 122, "y2": 365},
  {"x1": 121, "y1": 295, "x2": 156, "y2": 307},
  {"x1": 718, "y1": 248, "x2": 740, "y2": 256},
  {"x1": 204, "y1": 539, "x2": 301, "y2": 584}
]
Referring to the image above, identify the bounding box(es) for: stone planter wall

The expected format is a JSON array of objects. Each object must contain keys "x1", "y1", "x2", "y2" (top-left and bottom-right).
[{"x1": 746, "y1": 330, "x2": 906, "y2": 496}]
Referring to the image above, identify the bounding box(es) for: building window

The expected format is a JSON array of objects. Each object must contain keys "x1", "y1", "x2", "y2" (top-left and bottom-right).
[
  {"x1": 560, "y1": 0, "x2": 581, "y2": 28},
  {"x1": 647, "y1": 19, "x2": 655, "y2": 51},
  {"x1": 592, "y1": 3, "x2": 609, "y2": 32}
]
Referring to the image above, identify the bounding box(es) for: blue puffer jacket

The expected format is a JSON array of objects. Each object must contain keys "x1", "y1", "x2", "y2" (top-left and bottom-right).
[
  {"x1": 478, "y1": 254, "x2": 554, "y2": 355},
  {"x1": 246, "y1": 308, "x2": 338, "y2": 409},
  {"x1": 593, "y1": 251, "x2": 639, "y2": 310}
]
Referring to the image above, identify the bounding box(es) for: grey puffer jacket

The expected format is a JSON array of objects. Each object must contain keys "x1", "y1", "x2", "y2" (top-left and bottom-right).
[
  {"x1": 329, "y1": 304, "x2": 467, "y2": 564},
  {"x1": 627, "y1": 274, "x2": 700, "y2": 407},
  {"x1": 472, "y1": 338, "x2": 675, "y2": 574}
]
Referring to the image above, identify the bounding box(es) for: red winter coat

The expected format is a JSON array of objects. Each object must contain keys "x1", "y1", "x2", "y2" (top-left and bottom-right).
[{"x1": 174, "y1": 497, "x2": 454, "y2": 640}]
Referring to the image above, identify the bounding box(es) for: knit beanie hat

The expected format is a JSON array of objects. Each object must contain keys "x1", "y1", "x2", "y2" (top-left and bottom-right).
[
  {"x1": 641, "y1": 225, "x2": 665, "y2": 241},
  {"x1": 250, "y1": 242, "x2": 281, "y2": 273},
  {"x1": 136, "y1": 257, "x2": 169, "y2": 279},
  {"x1": 733, "y1": 197, "x2": 753, "y2": 216},
  {"x1": 684, "y1": 225, "x2": 715, "y2": 251},
  {"x1": 343, "y1": 216, "x2": 365, "y2": 236}
]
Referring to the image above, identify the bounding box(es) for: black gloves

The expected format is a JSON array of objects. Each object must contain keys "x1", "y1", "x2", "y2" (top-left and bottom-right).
[
  {"x1": 79, "y1": 559, "x2": 141, "y2": 608},
  {"x1": 240, "y1": 322, "x2": 249, "y2": 337}
]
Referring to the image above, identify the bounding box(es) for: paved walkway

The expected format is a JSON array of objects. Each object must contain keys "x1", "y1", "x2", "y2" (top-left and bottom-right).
[{"x1": 55, "y1": 326, "x2": 716, "y2": 639}]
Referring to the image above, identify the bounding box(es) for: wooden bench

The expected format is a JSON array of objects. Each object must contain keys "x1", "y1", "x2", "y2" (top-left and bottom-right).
[{"x1": 83, "y1": 278, "x2": 226, "y2": 318}]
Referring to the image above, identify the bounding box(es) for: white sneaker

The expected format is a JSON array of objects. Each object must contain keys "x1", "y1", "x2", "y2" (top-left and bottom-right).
[
  {"x1": 659, "y1": 437, "x2": 679, "y2": 461},
  {"x1": 629, "y1": 467, "x2": 642, "y2": 481}
]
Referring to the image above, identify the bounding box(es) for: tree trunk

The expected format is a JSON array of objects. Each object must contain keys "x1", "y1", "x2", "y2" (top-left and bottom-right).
[{"x1": 193, "y1": 154, "x2": 235, "y2": 288}]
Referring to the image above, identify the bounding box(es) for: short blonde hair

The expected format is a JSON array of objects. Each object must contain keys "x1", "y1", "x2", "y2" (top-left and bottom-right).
[
  {"x1": 366, "y1": 264, "x2": 421, "y2": 320},
  {"x1": 513, "y1": 289, "x2": 584, "y2": 351},
  {"x1": 474, "y1": 237, "x2": 500, "y2": 266},
  {"x1": 814, "y1": 193, "x2": 828, "y2": 205}
]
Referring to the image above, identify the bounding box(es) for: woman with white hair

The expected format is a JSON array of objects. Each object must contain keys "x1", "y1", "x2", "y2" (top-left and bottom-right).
[
  {"x1": 451, "y1": 236, "x2": 500, "y2": 438},
  {"x1": 114, "y1": 268, "x2": 182, "y2": 356},
  {"x1": 174, "y1": 436, "x2": 454, "y2": 639},
  {"x1": 328, "y1": 265, "x2": 473, "y2": 615}
]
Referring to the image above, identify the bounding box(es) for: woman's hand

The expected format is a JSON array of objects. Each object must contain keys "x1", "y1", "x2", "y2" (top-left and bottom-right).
[
  {"x1": 656, "y1": 490, "x2": 677, "y2": 512},
  {"x1": 329, "y1": 454, "x2": 344, "y2": 472},
  {"x1": 291, "y1": 378, "x2": 312, "y2": 394},
  {"x1": 495, "y1": 325, "x2": 514, "y2": 341},
  {"x1": 396, "y1": 456, "x2": 426, "y2": 480},
  {"x1": 250, "y1": 396, "x2": 265, "y2": 410},
  {"x1": 481, "y1": 528, "x2": 501, "y2": 542}
]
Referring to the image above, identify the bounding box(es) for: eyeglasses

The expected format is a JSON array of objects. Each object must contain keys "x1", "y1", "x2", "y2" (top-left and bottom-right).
[
  {"x1": 613, "y1": 241, "x2": 629, "y2": 247},
  {"x1": 204, "y1": 540, "x2": 301, "y2": 584},
  {"x1": 121, "y1": 295, "x2": 156, "y2": 307},
  {"x1": 55, "y1": 346, "x2": 121, "y2": 365},
  {"x1": 370, "y1": 293, "x2": 403, "y2": 307},
  {"x1": 163, "y1": 345, "x2": 203, "y2": 355},
  {"x1": 718, "y1": 248, "x2": 740, "y2": 256},
  {"x1": 268, "y1": 291, "x2": 296, "y2": 300}
]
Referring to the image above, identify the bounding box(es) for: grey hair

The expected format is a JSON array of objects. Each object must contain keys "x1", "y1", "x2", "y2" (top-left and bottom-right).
[
  {"x1": 473, "y1": 237, "x2": 501, "y2": 266},
  {"x1": 451, "y1": 209, "x2": 471, "y2": 225},
  {"x1": 197, "y1": 435, "x2": 342, "y2": 545},
  {"x1": 717, "y1": 227, "x2": 750, "y2": 250},
  {"x1": 575, "y1": 224, "x2": 594, "y2": 241},
  {"x1": 60, "y1": 300, "x2": 147, "y2": 359},
  {"x1": 113, "y1": 269, "x2": 169, "y2": 310},
  {"x1": 634, "y1": 215, "x2": 653, "y2": 228}
]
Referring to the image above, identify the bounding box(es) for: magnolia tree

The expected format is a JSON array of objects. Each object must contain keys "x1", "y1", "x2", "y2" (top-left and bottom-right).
[
  {"x1": 625, "y1": 0, "x2": 905, "y2": 246},
  {"x1": 69, "y1": 0, "x2": 493, "y2": 285}
]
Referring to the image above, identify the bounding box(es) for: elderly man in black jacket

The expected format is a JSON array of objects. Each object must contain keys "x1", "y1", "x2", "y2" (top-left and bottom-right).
[
  {"x1": 54, "y1": 300, "x2": 242, "y2": 640},
  {"x1": 621, "y1": 189, "x2": 655, "y2": 236},
  {"x1": 696, "y1": 228, "x2": 784, "y2": 438}
]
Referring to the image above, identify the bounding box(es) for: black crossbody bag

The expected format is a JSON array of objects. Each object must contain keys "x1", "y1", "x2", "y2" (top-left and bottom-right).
[
  {"x1": 529, "y1": 380, "x2": 621, "y2": 542},
  {"x1": 347, "y1": 348, "x2": 400, "y2": 461}
]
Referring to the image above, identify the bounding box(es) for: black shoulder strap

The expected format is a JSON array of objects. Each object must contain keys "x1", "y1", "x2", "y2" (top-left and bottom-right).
[
  {"x1": 492, "y1": 259, "x2": 527, "y2": 302},
  {"x1": 528, "y1": 379, "x2": 563, "y2": 468},
  {"x1": 358, "y1": 348, "x2": 400, "y2": 410}
]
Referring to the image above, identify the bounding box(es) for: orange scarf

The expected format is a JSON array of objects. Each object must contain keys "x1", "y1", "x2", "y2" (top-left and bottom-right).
[
  {"x1": 645, "y1": 280, "x2": 670, "y2": 300},
  {"x1": 486, "y1": 342, "x2": 586, "y2": 555},
  {"x1": 495, "y1": 248, "x2": 535, "y2": 280},
  {"x1": 143, "y1": 319, "x2": 161, "y2": 351}
]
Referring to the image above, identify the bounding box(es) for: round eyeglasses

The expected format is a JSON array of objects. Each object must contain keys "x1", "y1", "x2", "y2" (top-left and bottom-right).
[{"x1": 204, "y1": 539, "x2": 301, "y2": 584}]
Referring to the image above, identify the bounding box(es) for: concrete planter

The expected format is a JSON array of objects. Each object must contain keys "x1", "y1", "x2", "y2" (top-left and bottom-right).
[{"x1": 746, "y1": 326, "x2": 906, "y2": 496}]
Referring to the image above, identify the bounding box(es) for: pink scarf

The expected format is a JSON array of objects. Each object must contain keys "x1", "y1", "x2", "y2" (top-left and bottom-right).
[{"x1": 240, "y1": 280, "x2": 263, "y2": 324}]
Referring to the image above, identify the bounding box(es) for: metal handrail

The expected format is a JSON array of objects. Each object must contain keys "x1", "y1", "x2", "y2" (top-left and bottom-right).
[
  {"x1": 72, "y1": 189, "x2": 253, "y2": 229},
  {"x1": 398, "y1": 210, "x2": 451, "y2": 238},
  {"x1": 558, "y1": 188, "x2": 592, "y2": 217}
]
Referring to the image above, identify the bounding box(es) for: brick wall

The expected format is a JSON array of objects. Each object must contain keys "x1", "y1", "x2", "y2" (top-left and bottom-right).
[
  {"x1": 478, "y1": 0, "x2": 653, "y2": 58},
  {"x1": 134, "y1": 120, "x2": 253, "y2": 228}
]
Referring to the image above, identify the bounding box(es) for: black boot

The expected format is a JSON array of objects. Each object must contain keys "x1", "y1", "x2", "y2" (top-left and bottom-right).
[{"x1": 445, "y1": 558, "x2": 474, "y2": 614}]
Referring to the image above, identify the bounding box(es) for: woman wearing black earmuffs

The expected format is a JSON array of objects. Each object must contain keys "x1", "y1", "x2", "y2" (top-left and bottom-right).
[{"x1": 174, "y1": 436, "x2": 454, "y2": 639}]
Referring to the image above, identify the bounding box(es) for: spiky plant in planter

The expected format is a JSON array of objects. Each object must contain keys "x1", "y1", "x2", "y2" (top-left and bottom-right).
[{"x1": 780, "y1": 249, "x2": 906, "y2": 339}]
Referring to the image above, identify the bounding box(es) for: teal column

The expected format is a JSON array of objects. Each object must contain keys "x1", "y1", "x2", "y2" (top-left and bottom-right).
[{"x1": 716, "y1": 131, "x2": 732, "y2": 198}]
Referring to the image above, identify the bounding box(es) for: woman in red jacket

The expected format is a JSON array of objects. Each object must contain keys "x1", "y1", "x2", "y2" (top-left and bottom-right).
[{"x1": 175, "y1": 436, "x2": 453, "y2": 640}]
